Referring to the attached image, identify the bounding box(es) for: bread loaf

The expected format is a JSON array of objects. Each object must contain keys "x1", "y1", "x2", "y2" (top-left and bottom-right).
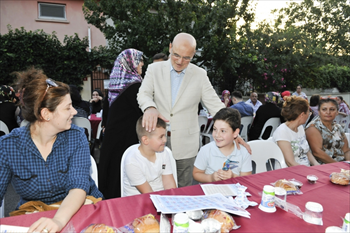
[
  {"x1": 275, "y1": 179, "x2": 297, "y2": 191},
  {"x1": 207, "y1": 210, "x2": 235, "y2": 233},
  {"x1": 132, "y1": 214, "x2": 160, "y2": 233},
  {"x1": 83, "y1": 224, "x2": 116, "y2": 233},
  {"x1": 331, "y1": 172, "x2": 349, "y2": 185}
]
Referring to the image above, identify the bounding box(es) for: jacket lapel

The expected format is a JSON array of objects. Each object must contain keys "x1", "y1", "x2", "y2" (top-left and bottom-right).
[{"x1": 162, "y1": 61, "x2": 172, "y2": 111}]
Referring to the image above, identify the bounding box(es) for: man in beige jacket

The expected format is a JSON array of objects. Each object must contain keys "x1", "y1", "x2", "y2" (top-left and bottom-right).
[{"x1": 137, "y1": 33, "x2": 224, "y2": 187}]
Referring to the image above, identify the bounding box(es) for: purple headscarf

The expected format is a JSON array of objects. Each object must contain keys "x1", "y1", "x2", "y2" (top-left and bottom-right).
[{"x1": 108, "y1": 48, "x2": 143, "y2": 106}]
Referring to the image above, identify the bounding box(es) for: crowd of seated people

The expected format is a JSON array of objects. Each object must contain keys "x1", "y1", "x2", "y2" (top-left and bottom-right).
[{"x1": 2, "y1": 32, "x2": 350, "y2": 230}]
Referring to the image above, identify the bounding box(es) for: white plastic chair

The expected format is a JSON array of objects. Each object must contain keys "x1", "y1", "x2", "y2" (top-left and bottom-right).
[
  {"x1": 258, "y1": 117, "x2": 281, "y2": 140},
  {"x1": 20, "y1": 119, "x2": 29, "y2": 127},
  {"x1": 200, "y1": 117, "x2": 214, "y2": 146},
  {"x1": 240, "y1": 116, "x2": 253, "y2": 142},
  {"x1": 345, "y1": 133, "x2": 350, "y2": 148},
  {"x1": 248, "y1": 140, "x2": 287, "y2": 174},
  {"x1": 121, "y1": 144, "x2": 177, "y2": 197},
  {"x1": 0, "y1": 120, "x2": 9, "y2": 135},
  {"x1": 96, "y1": 121, "x2": 102, "y2": 140},
  {"x1": 90, "y1": 155, "x2": 98, "y2": 187},
  {"x1": 198, "y1": 116, "x2": 208, "y2": 148},
  {"x1": 72, "y1": 117, "x2": 92, "y2": 141},
  {"x1": 0, "y1": 199, "x2": 4, "y2": 218}
]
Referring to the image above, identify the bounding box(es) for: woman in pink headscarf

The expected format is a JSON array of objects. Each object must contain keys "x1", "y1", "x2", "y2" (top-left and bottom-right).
[{"x1": 221, "y1": 90, "x2": 232, "y2": 107}]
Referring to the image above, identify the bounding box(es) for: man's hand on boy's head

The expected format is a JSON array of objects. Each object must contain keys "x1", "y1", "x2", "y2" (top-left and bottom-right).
[{"x1": 142, "y1": 107, "x2": 168, "y2": 132}]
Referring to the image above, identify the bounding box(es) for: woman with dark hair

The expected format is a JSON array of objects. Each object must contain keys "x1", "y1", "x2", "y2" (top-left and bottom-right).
[
  {"x1": 69, "y1": 85, "x2": 90, "y2": 118},
  {"x1": 248, "y1": 91, "x2": 285, "y2": 140},
  {"x1": 309, "y1": 94, "x2": 320, "y2": 118},
  {"x1": 90, "y1": 89, "x2": 103, "y2": 114},
  {"x1": 306, "y1": 97, "x2": 350, "y2": 164},
  {"x1": 0, "y1": 68, "x2": 103, "y2": 232},
  {"x1": 99, "y1": 48, "x2": 144, "y2": 199},
  {"x1": 273, "y1": 96, "x2": 319, "y2": 167},
  {"x1": 0, "y1": 85, "x2": 19, "y2": 132}
]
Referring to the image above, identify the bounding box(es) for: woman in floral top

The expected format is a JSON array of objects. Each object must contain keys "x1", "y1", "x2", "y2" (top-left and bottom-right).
[{"x1": 305, "y1": 97, "x2": 350, "y2": 164}]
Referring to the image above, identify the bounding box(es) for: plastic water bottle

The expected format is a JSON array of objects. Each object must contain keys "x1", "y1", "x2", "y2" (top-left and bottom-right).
[{"x1": 342, "y1": 213, "x2": 350, "y2": 232}]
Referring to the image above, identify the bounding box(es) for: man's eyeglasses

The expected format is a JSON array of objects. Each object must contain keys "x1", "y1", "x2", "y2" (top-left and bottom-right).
[
  {"x1": 171, "y1": 52, "x2": 192, "y2": 62},
  {"x1": 42, "y1": 78, "x2": 58, "y2": 101}
]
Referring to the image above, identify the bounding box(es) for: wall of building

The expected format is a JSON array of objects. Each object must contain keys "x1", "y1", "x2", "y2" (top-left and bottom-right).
[{"x1": 0, "y1": 0, "x2": 106, "y2": 99}]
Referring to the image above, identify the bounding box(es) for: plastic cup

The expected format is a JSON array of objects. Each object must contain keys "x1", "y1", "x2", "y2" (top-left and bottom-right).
[
  {"x1": 258, "y1": 185, "x2": 276, "y2": 213},
  {"x1": 173, "y1": 213, "x2": 189, "y2": 233},
  {"x1": 274, "y1": 187, "x2": 287, "y2": 210},
  {"x1": 303, "y1": 202, "x2": 323, "y2": 225},
  {"x1": 307, "y1": 175, "x2": 318, "y2": 184},
  {"x1": 342, "y1": 213, "x2": 350, "y2": 232},
  {"x1": 188, "y1": 222, "x2": 205, "y2": 233},
  {"x1": 325, "y1": 226, "x2": 344, "y2": 233},
  {"x1": 201, "y1": 218, "x2": 221, "y2": 233},
  {"x1": 186, "y1": 210, "x2": 203, "y2": 221}
]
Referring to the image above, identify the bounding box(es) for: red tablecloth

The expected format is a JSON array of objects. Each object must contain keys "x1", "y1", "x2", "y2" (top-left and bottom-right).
[
  {"x1": 89, "y1": 114, "x2": 101, "y2": 139},
  {"x1": 2, "y1": 162, "x2": 349, "y2": 232}
]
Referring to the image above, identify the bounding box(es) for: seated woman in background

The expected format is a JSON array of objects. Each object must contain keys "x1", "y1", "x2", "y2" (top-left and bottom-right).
[
  {"x1": 273, "y1": 96, "x2": 319, "y2": 167},
  {"x1": 0, "y1": 85, "x2": 20, "y2": 132},
  {"x1": 336, "y1": 96, "x2": 350, "y2": 132},
  {"x1": 0, "y1": 68, "x2": 103, "y2": 232},
  {"x1": 221, "y1": 90, "x2": 232, "y2": 107},
  {"x1": 90, "y1": 89, "x2": 103, "y2": 114},
  {"x1": 69, "y1": 85, "x2": 90, "y2": 118},
  {"x1": 305, "y1": 97, "x2": 350, "y2": 164},
  {"x1": 309, "y1": 94, "x2": 320, "y2": 118}
]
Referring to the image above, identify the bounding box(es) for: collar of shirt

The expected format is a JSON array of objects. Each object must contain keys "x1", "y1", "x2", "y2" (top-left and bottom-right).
[{"x1": 212, "y1": 141, "x2": 239, "y2": 160}]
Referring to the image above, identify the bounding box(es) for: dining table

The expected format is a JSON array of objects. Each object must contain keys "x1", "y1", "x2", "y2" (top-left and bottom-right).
[
  {"x1": 1, "y1": 162, "x2": 349, "y2": 232},
  {"x1": 88, "y1": 114, "x2": 101, "y2": 139}
]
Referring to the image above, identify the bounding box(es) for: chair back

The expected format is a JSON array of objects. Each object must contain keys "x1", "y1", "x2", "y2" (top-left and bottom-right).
[
  {"x1": 90, "y1": 155, "x2": 98, "y2": 187},
  {"x1": 258, "y1": 117, "x2": 281, "y2": 140},
  {"x1": 165, "y1": 147, "x2": 178, "y2": 188},
  {"x1": 198, "y1": 116, "x2": 208, "y2": 133},
  {"x1": 96, "y1": 121, "x2": 102, "y2": 140},
  {"x1": 240, "y1": 116, "x2": 253, "y2": 141},
  {"x1": 248, "y1": 140, "x2": 287, "y2": 174},
  {"x1": 0, "y1": 199, "x2": 4, "y2": 218},
  {"x1": 345, "y1": 133, "x2": 350, "y2": 148},
  {"x1": 121, "y1": 144, "x2": 177, "y2": 197},
  {"x1": 0, "y1": 120, "x2": 9, "y2": 135},
  {"x1": 72, "y1": 117, "x2": 91, "y2": 141},
  {"x1": 198, "y1": 116, "x2": 208, "y2": 148},
  {"x1": 20, "y1": 120, "x2": 29, "y2": 127}
]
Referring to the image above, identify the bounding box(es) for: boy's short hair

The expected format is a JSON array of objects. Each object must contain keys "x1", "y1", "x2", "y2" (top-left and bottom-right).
[
  {"x1": 231, "y1": 91, "x2": 243, "y2": 99},
  {"x1": 136, "y1": 115, "x2": 167, "y2": 141},
  {"x1": 213, "y1": 108, "x2": 241, "y2": 132}
]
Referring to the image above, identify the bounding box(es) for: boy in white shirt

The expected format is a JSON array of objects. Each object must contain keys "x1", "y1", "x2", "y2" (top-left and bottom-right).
[
  {"x1": 193, "y1": 108, "x2": 252, "y2": 183},
  {"x1": 123, "y1": 116, "x2": 176, "y2": 196}
]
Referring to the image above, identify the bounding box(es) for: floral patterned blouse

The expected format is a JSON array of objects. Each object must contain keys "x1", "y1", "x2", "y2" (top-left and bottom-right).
[{"x1": 306, "y1": 116, "x2": 345, "y2": 164}]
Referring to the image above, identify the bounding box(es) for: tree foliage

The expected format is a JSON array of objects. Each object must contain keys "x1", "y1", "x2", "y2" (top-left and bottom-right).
[
  {"x1": 234, "y1": 0, "x2": 350, "y2": 93},
  {"x1": 0, "y1": 26, "x2": 113, "y2": 87},
  {"x1": 83, "y1": 0, "x2": 253, "y2": 88}
]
